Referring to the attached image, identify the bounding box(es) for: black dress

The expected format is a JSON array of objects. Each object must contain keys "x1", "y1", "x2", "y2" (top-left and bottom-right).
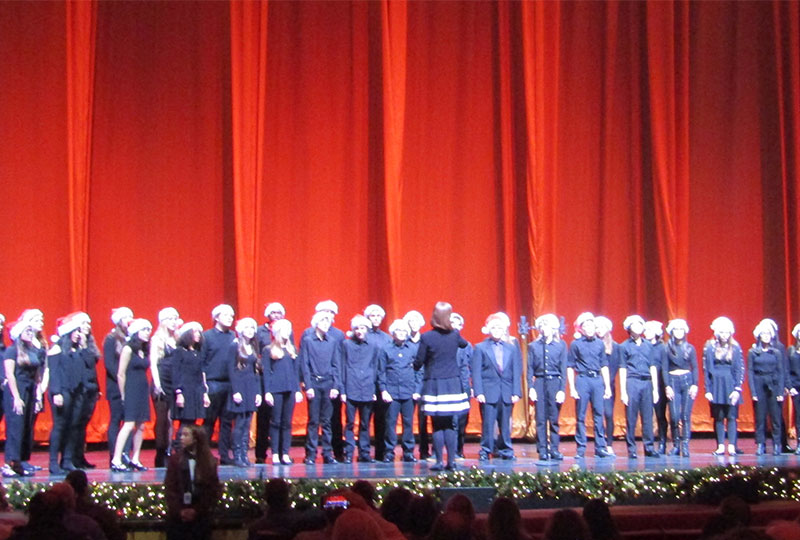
[
  {"x1": 123, "y1": 349, "x2": 151, "y2": 422},
  {"x1": 172, "y1": 347, "x2": 206, "y2": 421}
]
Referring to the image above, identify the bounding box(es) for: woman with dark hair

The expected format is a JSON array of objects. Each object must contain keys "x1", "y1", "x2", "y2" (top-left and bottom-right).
[
  {"x1": 582, "y1": 499, "x2": 620, "y2": 540},
  {"x1": 46, "y1": 314, "x2": 87, "y2": 474},
  {"x1": 173, "y1": 322, "x2": 210, "y2": 432},
  {"x1": 662, "y1": 319, "x2": 698, "y2": 457},
  {"x1": 488, "y1": 497, "x2": 530, "y2": 540},
  {"x1": 748, "y1": 320, "x2": 785, "y2": 456},
  {"x1": 165, "y1": 424, "x2": 221, "y2": 540},
  {"x1": 150, "y1": 307, "x2": 180, "y2": 468},
  {"x1": 703, "y1": 317, "x2": 744, "y2": 456},
  {"x1": 413, "y1": 302, "x2": 470, "y2": 471},
  {"x1": 263, "y1": 318, "x2": 302, "y2": 465},
  {"x1": 543, "y1": 508, "x2": 589, "y2": 540},
  {"x1": 228, "y1": 318, "x2": 262, "y2": 467},
  {"x1": 3, "y1": 317, "x2": 46, "y2": 478},
  {"x1": 110, "y1": 319, "x2": 153, "y2": 472}
]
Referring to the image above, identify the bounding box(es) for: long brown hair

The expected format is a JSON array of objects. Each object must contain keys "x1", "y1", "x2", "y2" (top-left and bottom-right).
[
  {"x1": 430, "y1": 302, "x2": 454, "y2": 331},
  {"x1": 184, "y1": 425, "x2": 216, "y2": 480}
]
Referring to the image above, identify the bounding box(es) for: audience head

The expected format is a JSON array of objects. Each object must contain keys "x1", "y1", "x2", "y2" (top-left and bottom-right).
[
  {"x1": 331, "y1": 508, "x2": 384, "y2": 540},
  {"x1": 765, "y1": 520, "x2": 800, "y2": 540},
  {"x1": 264, "y1": 478, "x2": 291, "y2": 513},
  {"x1": 65, "y1": 469, "x2": 90, "y2": 498},
  {"x1": 429, "y1": 510, "x2": 471, "y2": 540},
  {"x1": 444, "y1": 493, "x2": 476, "y2": 524},
  {"x1": 583, "y1": 499, "x2": 619, "y2": 540},
  {"x1": 544, "y1": 508, "x2": 590, "y2": 540},
  {"x1": 380, "y1": 487, "x2": 414, "y2": 532},
  {"x1": 719, "y1": 495, "x2": 751, "y2": 527},
  {"x1": 488, "y1": 497, "x2": 527, "y2": 540},
  {"x1": 405, "y1": 494, "x2": 440, "y2": 538},
  {"x1": 351, "y1": 480, "x2": 377, "y2": 509}
]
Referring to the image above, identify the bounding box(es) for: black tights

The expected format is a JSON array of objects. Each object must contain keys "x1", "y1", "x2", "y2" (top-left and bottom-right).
[{"x1": 431, "y1": 415, "x2": 457, "y2": 465}]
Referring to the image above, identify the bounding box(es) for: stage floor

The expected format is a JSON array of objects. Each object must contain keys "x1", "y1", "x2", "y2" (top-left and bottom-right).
[{"x1": 7, "y1": 438, "x2": 800, "y2": 485}]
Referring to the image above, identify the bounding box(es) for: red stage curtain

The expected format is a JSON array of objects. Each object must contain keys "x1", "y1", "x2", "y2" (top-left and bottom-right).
[
  {"x1": 230, "y1": 0, "x2": 269, "y2": 317},
  {"x1": 2, "y1": 1, "x2": 800, "y2": 442}
]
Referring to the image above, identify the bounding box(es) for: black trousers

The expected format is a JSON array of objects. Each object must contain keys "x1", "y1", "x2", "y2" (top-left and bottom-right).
[
  {"x1": 479, "y1": 400, "x2": 513, "y2": 458},
  {"x1": 204, "y1": 381, "x2": 233, "y2": 461},
  {"x1": 49, "y1": 390, "x2": 80, "y2": 467},
  {"x1": 575, "y1": 375, "x2": 607, "y2": 453},
  {"x1": 344, "y1": 399, "x2": 373, "y2": 459},
  {"x1": 666, "y1": 372, "x2": 694, "y2": 443},
  {"x1": 752, "y1": 374, "x2": 782, "y2": 448},
  {"x1": 3, "y1": 381, "x2": 36, "y2": 463},
  {"x1": 533, "y1": 377, "x2": 562, "y2": 454},
  {"x1": 624, "y1": 378, "x2": 655, "y2": 452},
  {"x1": 385, "y1": 397, "x2": 415, "y2": 456},
  {"x1": 270, "y1": 392, "x2": 296, "y2": 456},
  {"x1": 254, "y1": 400, "x2": 272, "y2": 461},
  {"x1": 305, "y1": 386, "x2": 334, "y2": 458},
  {"x1": 711, "y1": 403, "x2": 739, "y2": 446},
  {"x1": 73, "y1": 387, "x2": 98, "y2": 464},
  {"x1": 416, "y1": 402, "x2": 431, "y2": 458}
]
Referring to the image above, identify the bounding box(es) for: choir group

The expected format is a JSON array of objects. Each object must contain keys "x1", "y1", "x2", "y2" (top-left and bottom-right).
[{"x1": 1, "y1": 301, "x2": 799, "y2": 477}]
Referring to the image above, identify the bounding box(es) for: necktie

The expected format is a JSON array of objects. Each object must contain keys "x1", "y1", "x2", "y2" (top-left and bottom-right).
[{"x1": 494, "y1": 341, "x2": 504, "y2": 373}]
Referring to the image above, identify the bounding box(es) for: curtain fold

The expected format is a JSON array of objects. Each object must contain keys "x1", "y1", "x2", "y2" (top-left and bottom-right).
[
  {"x1": 645, "y1": 0, "x2": 691, "y2": 320},
  {"x1": 230, "y1": 0, "x2": 268, "y2": 316},
  {"x1": 66, "y1": 0, "x2": 97, "y2": 311},
  {"x1": 380, "y1": 0, "x2": 407, "y2": 318}
]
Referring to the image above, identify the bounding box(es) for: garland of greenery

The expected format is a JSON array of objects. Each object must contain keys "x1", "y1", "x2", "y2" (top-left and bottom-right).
[{"x1": 4, "y1": 465, "x2": 798, "y2": 522}]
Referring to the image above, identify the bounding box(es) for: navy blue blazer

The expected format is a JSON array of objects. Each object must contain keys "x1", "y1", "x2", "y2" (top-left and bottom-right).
[{"x1": 471, "y1": 338, "x2": 521, "y2": 404}]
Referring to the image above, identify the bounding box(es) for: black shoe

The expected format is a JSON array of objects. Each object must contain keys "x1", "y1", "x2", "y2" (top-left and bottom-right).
[
  {"x1": 121, "y1": 453, "x2": 133, "y2": 466},
  {"x1": 60, "y1": 461, "x2": 78, "y2": 472},
  {"x1": 576, "y1": 451, "x2": 586, "y2": 459},
  {"x1": 110, "y1": 463, "x2": 130, "y2": 472},
  {"x1": 323, "y1": 455, "x2": 339, "y2": 464},
  {"x1": 303, "y1": 457, "x2": 316, "y2": 465},
  {"x1": 628, "y1": 452, "x2": 638, "y2": 459},
  {"x1": 782, "y1": 445, "x2": 794, "y2": 454},
  {"x1": 358, "y1": 456, "x2": 376, "y2": 463},
  {"x1": 445, "y1": 462, "x2": 457, "y2": 471},
  {"x1": 538, "y1": 453, "x2": 550, "y2": 461},
  {"x1": 455, "y1": 453, "x2": 465, "y2": 459},
  {"x1": 77, "y1": 459, "x2": 96, "y2": 469},
  {"x1": 658, "y1": 442, "x2": 667, "y2": 454},
  {"x1": 595, "y1": 448, "x2": 613, "y2": 458},
  {"x1": 219, "y1": 457, "x2": 235, "y2": 466},
  {"x1": 429, "y1": 462, "x2": 445, "y2": 471},
  {"x1": 501, "y1": 454, "x2": 516, "y2": 461},
  {"x1": 794, "y1": 446, "x2": 800, "y2": 456},
  {"x1": 773, "y1": 446, "x2": 782, "y2": 457},
  {"x1": 668, "y1": 447, "x2": 680, "y2": 456},
  {"x1": 402, "y1": 455, "x2": 418, "y2": 463},
  {"x1": 550, "y1": 451, "x2": 564, "y2": 461},
  {"x1": 233, "y1": 459, "x2": 249, "y2": 468},
  {"x1": 255, "y1": 458, "x2": 265, "y2": 464},
  {"x1": 756, "y1": 444, "x2": 765, "y2": 456},
  {"x1": 21, "y1": 462, "x2": 42, "y2": 472},
  {"x1": 735, "y1": 448, "x2": 744, "y2": 455},
  {"x1": 49, "y1": 465, "x2": 65, "y2": 475},
  {"x1": 644, "y1": 450, "x2": 660, "y2": 458},
  {"x1": 342, "y1": 457, "x2": 352, "y2": 464},
  {"x1": 382, "y1": 455, "x2": 395, "y2": 463},
  {"x1": 478, "y1": 454, "x2": 490, "y2": 462},
  {"x1": 129, "y1": 461, "x2": 148, "y2": 471}
]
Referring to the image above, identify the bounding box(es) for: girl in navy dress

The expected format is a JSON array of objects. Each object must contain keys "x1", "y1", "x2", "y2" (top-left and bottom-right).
[
  {"x1": 263, "y1": 318, "x2": 302, "y2": 465},
  {"x1": 3, "y1": 317, "x2": 45, "y2": 477},
  {"x1": 413, "y1": 302, "x2": 470, "y2": 471},
  {"x1": 111, "y1": 318, "x2": 153, "y2": 472},
  {"x1": 228, "y1": 318, "x2": 262, "y2": 467},
  {"x1": 173, "y1": 322, "x2": 210, "y2": 431},
  {"x1": 703, "y1": 316, "x2": 744, "y2": 456}
]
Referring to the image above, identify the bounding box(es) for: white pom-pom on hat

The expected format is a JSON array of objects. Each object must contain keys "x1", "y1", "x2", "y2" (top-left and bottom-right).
[
  {"x1": 111, "y1": 307, "x2": 133, "y2": 325},
  {"x1": 127, "y1": 318, "x2": 152, "y2": 337},
  {"x1": 363, "y1": 304, "x2": 386, "y2": 318},
  {"x1": 315, "y1": 300, "x2": 339, "y2": 314},
  {"x1": 710, "y1": 316, "x2": 735, "y2": 335},
  {"x1": 623, "y1": 315, "x2": 646, "y2": 331},
  {"x1": 666, "y1": 319, "x2": 689, "y2": 335},
  {"x1": 264, "y1": 302, "x2": 286, "y2": 317}
]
